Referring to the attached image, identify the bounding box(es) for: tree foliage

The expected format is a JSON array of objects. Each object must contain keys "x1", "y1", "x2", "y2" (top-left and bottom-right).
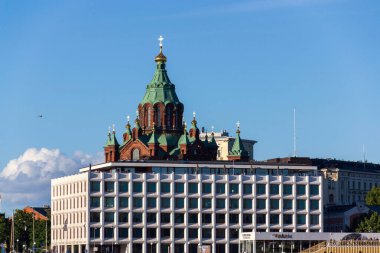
[
  {"x1": 365, "y1": 186, "x2": 380, "y2": 205},
  {"x1": 0, "y1": 210, "x2": 50, "y2": 253},
  {"x1": 356, "y1": 212, "x2": 380, "y2": 233}
]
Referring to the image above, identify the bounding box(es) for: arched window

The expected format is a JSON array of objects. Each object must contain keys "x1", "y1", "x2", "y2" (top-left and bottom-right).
[
  {"x1": 132, "y1": 149, "x2": 140, "y2": 160},
  {"x1": 166, "y1": 107, "x2": 172, "y2": 127},
  {"x1": 148, "y1": 107, "x2": 151, "y2": 127},
  {"x1": 156, "y1": 107, "x2": 161, "y2": 126}
]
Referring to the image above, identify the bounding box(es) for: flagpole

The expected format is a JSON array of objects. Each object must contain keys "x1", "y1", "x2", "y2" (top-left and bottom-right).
[{"x1": 33, "y1": 208, "x2": 35, "y2": 253}]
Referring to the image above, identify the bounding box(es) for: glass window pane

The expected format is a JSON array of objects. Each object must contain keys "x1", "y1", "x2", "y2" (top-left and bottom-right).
[
  {"x1": 230, "y1": 183, "x2": 239, "y2": 194},
  {"x1": 175, "y1": 198, "x2": 184, "y2": 209},
  {"x1": 105, "y1": 197, "x2": 114, "y2": 208},
  {"x1": 256, "y1": 184, "x2": 266, "y2": 195},
  {"x1": 270, "y1": 184, "x2": 279, "y2": 195},
  {"x1": 310, "y1": 200, "x2": 319, "y2": 210},
  {"x1": 297, "y1": 214, "x2": 306, "y2": 225},
  {"x1": 256, "y1": 199, "x2": 266, "y2": 209},
  {"x1": 133, "y1": 197, "x2": 143, "y2": 208},
  {"x1": 175, "y1": 183, "x2": 184, "y2": 193},
  {"x1": 105, "y1": 182, "x2": 114, "y2": 193},
  {"x1": 119, "y1": 212, "x2": 128, "y2": 223},
  {"x1": 243, "y1": 199, "x2": 252, "y2": 209},
  {"x1": 90, "y1": 182, "x2": 100, "y2": 192},
  {"x1": 270, "y1": 214, "x2": 279, "y2": 225},
  {"x1": 147, "y1": 182, "x2": 156, "y2": 193},
  {"x1": 283, "y1": 184, "x2": 292, "y2": 195},
  {"x1": 161, "y1": 213, "x2": 171, "y2": 223},
  {"x1": 270, "y1": 199, "x2": 279, "y2": 210},
  {"x1": 161, "y1": 197, "x2": 171, "y2": 208},
  {"x1": 175, "y1": 213, "x2": 184, "y2": 224},
  {"x1": 188, "y1": 198, "x2": 198, "y2": 209},
  {"x1": 229, "y1": 199, "x2": 239, "y2": 209},
  {"x1": 202, "y1": 198, "x2": 212, "y2": 209},
  {"x1": 243, "y1": 184, "x2": 252, "y2": 194},
  {"x1": 297, "y1": 199, "x2": 306, "y2": 210},
  {"x1": 146, "y1": 213, "x2": 156, "y2": 223},
  {"x1": 119, "y1": 197, "x2": 128, "y2": 208},
  {"x1": 310, "y1": 185, "x2": 319, "y2": 195},
  {"x1": 90, "y1": 197, "x2": 100, "y2": 208},
  {"x1": 105, "y1": 212, "x2": 114, "y2": 222},
  {"x1": 132, "y1": 213, "x2": 142, "y2": 223},
  {"x1": 202, "y1": 183, "x2": 212, "y2": 194},
  {"x1": 188, "y1": 183, "x2": 198, "y2": 194},
  {"x1": 119, "y1": 182, "x2": 128, "y2": 193},
  {"x1": 147, "y1": 197, "x2": 156, "y2": 208},
  {"x1": 297, "y1": 185, "x2": 306, "y2": 195},
  {"x1": 216, "y1": 199, "x2": 225, "y2": 209},
  {"x1": 119, "y1": 228, "x2": 128, "y2": 238},
  {"x1": 216, "y1": 183, "x2": 225, "y2": 194},
  {"x1": 188, "y1": 213, "x2": 198, "y2": 224},
  {"x1": 283, "y1": 199, "x2": 293, "y2": 210},
  {"x1": 133, "y1": 182, "x2": 142, "y2": 193},
  {"x1": 161, "y1": 182, "x2": 170, "y2": 193}
]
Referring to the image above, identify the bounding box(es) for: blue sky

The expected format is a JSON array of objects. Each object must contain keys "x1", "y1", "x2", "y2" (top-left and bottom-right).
[{"x1": 0, "y1": 0, "x2": 380, "y2": 213}]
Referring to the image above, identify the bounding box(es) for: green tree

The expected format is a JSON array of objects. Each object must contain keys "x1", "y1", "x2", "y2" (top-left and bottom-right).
[
  {"x1": 365, "y1": 186, "x2": 380, "y2": 205},
  {"x1": 0, "y1": 214, "x2": 11, "y2": 247},
  {"x1": 356, "y1": 212, "x2": 380, "y2": 232}
]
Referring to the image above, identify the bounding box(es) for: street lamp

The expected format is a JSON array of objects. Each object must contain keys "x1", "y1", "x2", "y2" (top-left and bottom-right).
[{"x1": 16, "y1": 239, "x2": 19, "y2": 253}]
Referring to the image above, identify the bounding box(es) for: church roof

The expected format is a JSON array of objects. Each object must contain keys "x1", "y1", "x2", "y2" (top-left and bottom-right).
[{"x1": 140, "y1": 47, "x2": 181, "y2": 107}]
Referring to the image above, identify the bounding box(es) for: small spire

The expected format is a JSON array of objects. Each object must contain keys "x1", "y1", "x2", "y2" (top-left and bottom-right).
[
  {"x1": 108, "y1": 126, "x2": 111, "y2": 135},
  {"x1": 193, "y1": 111, "x2": 196, "y2": 119},
  {"x1": 127, "y1": 115, "x2": 130, "y2": 123},
  {"x1": 236, "y1": 121, "x2": 241, "y2": 134},
  {"x1": 136, "y1": 110, "x2": 139, "y2": 119},
  {"x1": 192, "y1": 111, "x2": 197, "y2": 126},
  {"x1": 211, "y1": 125, "x2": 215, "y2": 133},
  {"x1": 112, "y1": 124, "x2": 115, "y2": 133},
  {"x1": 158, "y1": 35, "x2": 164, "y2": 48},
  {"x1": 152, "y1": 121, "x2": 156, "y2": 132}
]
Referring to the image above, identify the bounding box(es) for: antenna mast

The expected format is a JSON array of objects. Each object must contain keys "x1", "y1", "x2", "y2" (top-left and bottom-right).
[{"x1": 293, "y1": 108, "x2": 297, "y2": 157}]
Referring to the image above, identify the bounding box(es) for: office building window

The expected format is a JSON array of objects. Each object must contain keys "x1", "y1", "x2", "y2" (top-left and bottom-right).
[
  {"x1": 202, "y1": 198, "x2": 212, "y2": 208},
  {"x1": 270, "y1": 184, "x2": 279, "y2": 195},
  {"x1": 175, "y1": 213, "x2": 184, "y2": 224},
  {"x1": 119, "y1": 182, "x2": 128, "y2": 193},
  {"x1": 105, "y1": 197, "x2": 114, "y2": 208},
  {"x1": 133, "y1": 228, "x2": 142, "y2": 238},
  {"x1": 119, "y1": 212, "x2": 128, "y2": 223},
  {"x1": 147, "y1": 228, "x2": 156, "y2": 238},
  {"x1": 216, "y1": 229, "x2": 225, "y2": 239},
  {"x1": 188, "y1": 213, "x2": 198, "y2": 224},
  {"x1": 105, "y1": 182, "x2": 114, "y2": 193},
  {"x1": 161, "y1": 228, "x2": 170, "y2": 238},
  {"x1": 90, "y1": 181, "x2": 100, "y2": 192},
  {"x1": 270, "y1": 199, "x2": 279, "y2": 210},
  {"x1": 256, "y1": 214, "x2": 266, "y2": 224},
  {"x1": 216, "y1": 214, "x2": 225, "y2": 224},
  {"x1": 243, "y1": 214, "x2": 252, "y2": 224},
  {"x1": 188, "y1": 198, "x2": 198, "y2": 209},
  {"x1": 90, "y1": 197, "x2": 100, "y2": 208},
  {"x1": 188, "y1": 183, "x2": 198, "y2": 194},
  {"x1": 161, "y1": 213, "x2": 171, "y2": 223},
  {"x1": 147, "y1": 182, "x2": 156, "y2": 193},
  {"x1": 147, "y1": 197, "x2": 156, "y2": 208},
  {"x1": 230, "y1": 183, "x2": 239, "y2": 194},
  {"x1": 175, "y1": 183, "x2": 184, "y2": 193},
  {"x1": 310, "y1": 185, "x2": 319, "y2": 195},
  {"x1": 119, "y1": 197, "x2": 128, "y2": 208},
  {"x1": 283, "y1": 184, "x2": 292, "y2": 195},
  {"x1": 283, "y1": 214, "x2": 293, "y2": 225},
  {"x1": 188, "y1": 228, "x2": 198, "y2": 239},
  {"x1": 90, "y1": 212, "x2": 100, "y2": 223},
  {"x1": 216, "y1": 198, "x2": 225, "y2": 209},
  {"x1": 229, "y1": 198, "x2": 238, "y2": 209},
  {"x1": 133, "y1": 197, "x2": 143, "y2": 208},
  {"x1": 202, "y1": 213, "x2": 212, "y2": 224},
  {"x1": 133, "y1": 182, "x2": 142, "y2": 193},
  {"x1": 256, "y1": 199, "x2": 266, "y2": 210},
  {"x1": 146, "y1": 212, "x2": 156, "y2": 223},
  {"x1": 104, "y1": 227, "x2": 114, "y2": 238},
  {"x1": 202, "y1": 229, "x2": 212, "y2": 239},
  {"x1": 132, "y1": 212, "x2": 143, "y2": 223},
  {"x1": 256, "y1": 184, "x2": 266, "y2": 195},
  {"x1": 161, "y1": 197, "x2": 171, "y2": 208},
  {"x1": 104, "y1": 212, "x2": 114, "y2": 222},
  {"x1": 270, "y1": 214, "x2": 279, "y2": 225},
  {"x1": 161, "y1": 182, "x2": 171, "y2": 193},
  {"x1": 216, "y1": 183, "x2": 225, "y2": 194},
  {"x1": 297, "y1": 185, "x2": 306, "y2": 196},
  {"x1": 243, "y1": 199, "x2": 252, "y2": 209},
  {"x1": 310, "y1": 200, "x2": 319, "y2": 210},
  {"x1": 283, "y1": 199, "x2": 293, "y2": 210},
  {"x1": 243, "y1": 184, "x2": 252, "y2": 194},
  {"x1": 297, "y1": 199, "x2": 306, "y2": 210},
  {"x1": 119, "y1": 228, "x2": 128, "y2": 238},
  {"x1": 202, "y1": 183, "x2": 212, "y2": 194},
  {"x1": 175, "y1": 198, "x2": 184, "y2": 209},
  {"x1": 175, "y1": 228, "x2": 184, "y2": 238},
  {"x1": 310, "y1": 214, "x2": 319, "y2": 225},
  {"x1": 229, "y1": 214, "x2": 239, "y2": 224},
  {"x1": 297, "y1": 214, "x2": 306, "y2": 225}
]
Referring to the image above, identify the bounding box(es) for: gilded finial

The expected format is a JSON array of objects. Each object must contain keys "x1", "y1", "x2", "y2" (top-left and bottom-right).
[
  {"x1": 155, "y1": 35, "x2": 167, "y2": 62},
  {"x1": 112, "y1": 124, "x2": 115, "y2": 133},
  {"x1": 127, "y1": 115, "x2": 130, "y2": 123},
  {"x1": 236, "y1": 121, "x2": 241, "y2": 134}
]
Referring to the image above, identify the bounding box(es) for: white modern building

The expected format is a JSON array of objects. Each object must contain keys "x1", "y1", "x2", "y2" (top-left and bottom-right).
[{"x1": 51, "y1": 161, "x2": 322, "y2": 253}]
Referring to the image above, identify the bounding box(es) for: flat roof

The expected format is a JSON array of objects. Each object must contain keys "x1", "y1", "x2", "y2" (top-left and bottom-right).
[{"x1": 79, "y1": 160, "x2": 317, "y2": 173}]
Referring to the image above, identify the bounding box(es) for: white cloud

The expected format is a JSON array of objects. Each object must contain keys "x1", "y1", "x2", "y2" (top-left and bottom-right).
[{"x1": 0, "y1": 148, "x2": 103, "y2": 215}]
